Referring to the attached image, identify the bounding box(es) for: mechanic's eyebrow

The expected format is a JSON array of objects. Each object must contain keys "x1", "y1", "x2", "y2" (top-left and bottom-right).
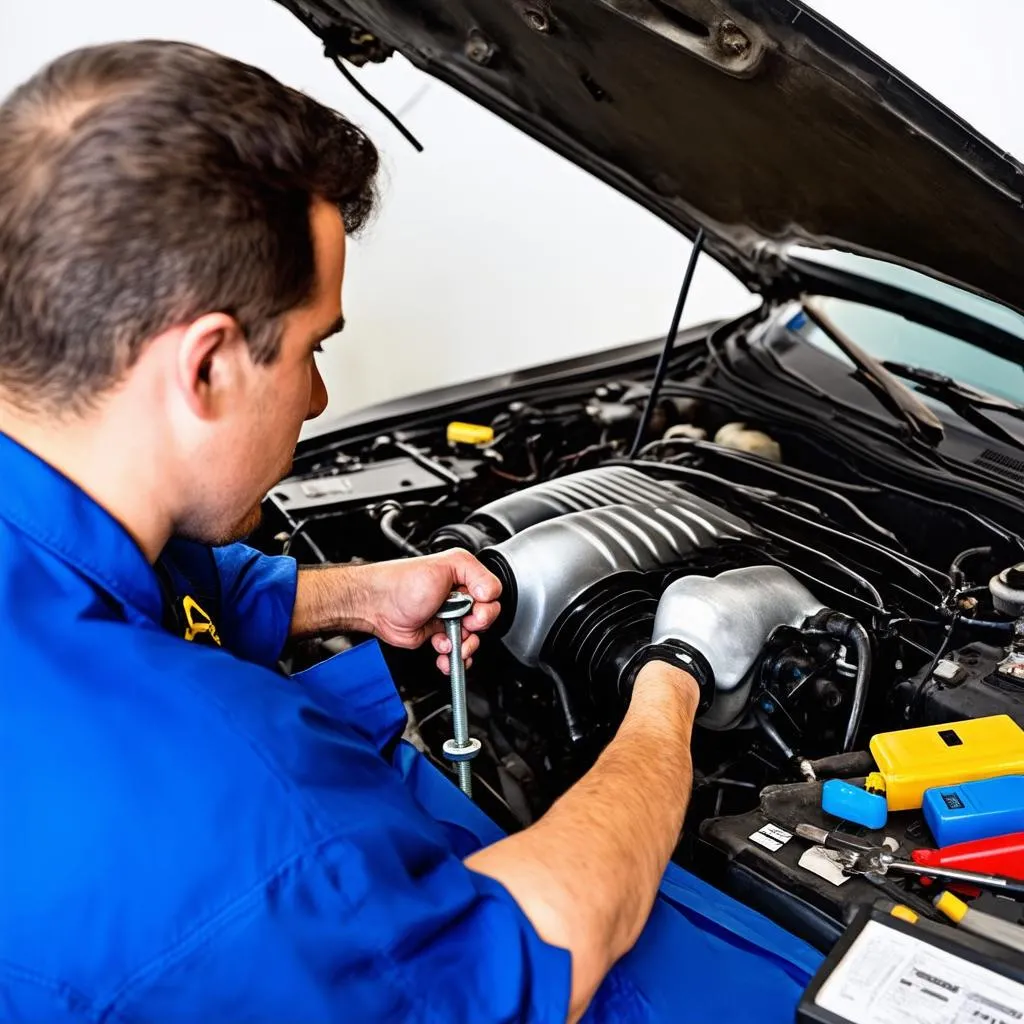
[{"x1": 315, "y1": 313, "x2": 346, "y2": 345}]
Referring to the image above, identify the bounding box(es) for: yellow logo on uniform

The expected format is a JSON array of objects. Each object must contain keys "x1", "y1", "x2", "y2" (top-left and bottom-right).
[{"x1": 181, "y1": 595, "x2": 221, "y2": 646}]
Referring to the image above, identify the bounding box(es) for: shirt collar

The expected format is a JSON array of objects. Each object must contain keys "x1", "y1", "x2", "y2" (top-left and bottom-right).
[{"x1": 0, "y1": 430, "x2": 163, "y2": 624}]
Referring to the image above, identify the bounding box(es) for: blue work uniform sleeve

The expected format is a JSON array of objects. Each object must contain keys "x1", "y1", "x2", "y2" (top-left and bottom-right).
[
  {"x1": 110, "y1": 831, "x2": 572, "y2": 1023},
  {"x1": 211, "y1": 543, "x2": 298, "y2": 668}
]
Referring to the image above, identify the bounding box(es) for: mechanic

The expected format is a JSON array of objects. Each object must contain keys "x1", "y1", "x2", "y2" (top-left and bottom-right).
[{"x1": 0, "y1": 41, "x2": 821, "y2": 1022}]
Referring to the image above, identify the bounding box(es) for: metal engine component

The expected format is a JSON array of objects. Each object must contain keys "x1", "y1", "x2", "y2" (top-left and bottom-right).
[
  {"x1": 271, "y1": 456, "x2": 452, "y2": 517},
  {"x1": 480, "y1": 498, "x2": 754, "y2": 668},
  {"x1": 431, "y1": 466, "x2": 686, "y2": 552},
  {"x1": 989, "y1": 563, "x2": 1024, "y2": 617},
  {"x1": 652, "y1": 566, "x2": 825, "y2": 730}
]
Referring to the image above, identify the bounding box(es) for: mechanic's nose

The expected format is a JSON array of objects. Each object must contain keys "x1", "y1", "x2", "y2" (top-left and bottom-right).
[{"x1": 307, "y1": 360, "x2": 329, "y2": 420}]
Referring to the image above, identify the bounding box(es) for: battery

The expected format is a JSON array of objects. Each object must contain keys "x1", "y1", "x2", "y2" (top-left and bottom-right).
[
  {"x1": 798, "y1": 905, "x2": 1024, "y2": 1024},
  {"x1": 869, "y1": 715, "x2": 1024, "y2": 811},
  {"x1": 923, "y1": 774, "x2": 1024, "y2": 847}
]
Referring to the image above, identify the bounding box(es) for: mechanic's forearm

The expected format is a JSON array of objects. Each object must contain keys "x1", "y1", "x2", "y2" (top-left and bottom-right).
[
  {"x1": 290, "y1": 564, "x2": 374, "y2": 637},
  {"x1": 465, "y1": 664, "x2": 698, "y2": 1022}
]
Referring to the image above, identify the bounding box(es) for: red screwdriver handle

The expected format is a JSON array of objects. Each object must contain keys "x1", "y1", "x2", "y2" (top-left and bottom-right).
[{"x1": 913, "y1": 832, "x2": 1024, "y2": 881}]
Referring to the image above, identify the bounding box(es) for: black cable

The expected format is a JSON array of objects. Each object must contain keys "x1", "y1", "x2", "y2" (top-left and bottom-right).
[
  {"x1": 754, "y1": 708, "x2": 795, "y2": 762},
  {"x1": 949, "y1": 545, "x2": 991, "y2": 589},
  {"x1": 910, "y1": 613, "x2": 959, "y2": 715},
  {"x1": 329, "y1": 55, "x2": 424, "y2": 152},
  {"x1": 628, "y1": 229, "x2": 705, "y2": 458},
  {"x1": 281, "y1": 518, "x2": 306, "y2": 556},
  {"x1": 282, "y1": 518, "x2": 329, "y2": 563}
]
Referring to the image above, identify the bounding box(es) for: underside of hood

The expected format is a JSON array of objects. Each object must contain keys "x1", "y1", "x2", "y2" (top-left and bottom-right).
[{"x1": 277, "y1": 0, "x2": 1024, "y2": 314}]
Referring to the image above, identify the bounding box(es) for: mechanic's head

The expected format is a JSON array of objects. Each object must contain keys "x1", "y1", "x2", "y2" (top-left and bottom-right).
[{"x1": 0, "y1": 41, "x2": 378, "y2": 547}]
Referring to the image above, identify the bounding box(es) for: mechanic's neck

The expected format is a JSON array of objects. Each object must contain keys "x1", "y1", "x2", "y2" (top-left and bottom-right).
[{"x1": 0, "y1": 395, "x2": 175, "y2": 563}]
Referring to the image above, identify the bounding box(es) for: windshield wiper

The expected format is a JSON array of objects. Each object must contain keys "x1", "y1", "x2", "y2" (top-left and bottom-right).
[
  {"x1": 882, "y1": 360, "x2": 1024, "y2": 449},
  {"x1": 801, "y1": 297, "x2": 945, "y2": 446},
  {"x1": 882, "y1": 361, "x2": 1024, "y2": 416}
]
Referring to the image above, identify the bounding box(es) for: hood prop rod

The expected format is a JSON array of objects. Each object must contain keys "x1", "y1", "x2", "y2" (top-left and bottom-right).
[{"x1": 629, "y1": 229, "x2": 705, "y2": 458}]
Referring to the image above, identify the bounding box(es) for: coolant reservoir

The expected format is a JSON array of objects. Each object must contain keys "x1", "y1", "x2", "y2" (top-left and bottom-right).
[
  {"x1": 664, "y1": 424, "x2": 707, "y2": 441},
  {"x1": 714, "y1": 422, "x2": 781, "y2": 462},
  {"x1": 989, "y1": 563, "x2": 1024, "y2": 616}
]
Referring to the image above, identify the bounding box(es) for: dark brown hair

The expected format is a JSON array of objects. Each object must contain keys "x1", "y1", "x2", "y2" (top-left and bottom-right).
[{"x1": 0, "y1": 40, "x2": 379, "y2": 412}]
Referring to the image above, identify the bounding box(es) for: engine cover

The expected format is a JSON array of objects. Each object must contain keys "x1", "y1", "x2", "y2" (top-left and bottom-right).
[
  {"x1": 481, "y1": 498, "x2": 754, "y2": 667},
  {"x1": 431, "y1": 465, "x2": 694, "y2": 552},
  {"x1": 470, "y1": 466, "x2": 687, "y2": 538}
]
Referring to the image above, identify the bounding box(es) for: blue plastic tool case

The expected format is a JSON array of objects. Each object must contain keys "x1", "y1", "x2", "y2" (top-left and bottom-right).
[{"x1": 923, "y1": 774, "x2": 1024, "y2": 846}]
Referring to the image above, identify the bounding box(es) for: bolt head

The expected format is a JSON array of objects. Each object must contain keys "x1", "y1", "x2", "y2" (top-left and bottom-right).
[
  {"x1": 718, "y1": 20, "x2": 751, "y2": 57},
  {"x1": 438, "y1": 590, "x2": 474, "y2": 619},
  {"x1": 464, "y1": 30, "x2": 494, "y2": 65},
  {"x1": 521, "y1": 7, "x2": 550, "y2": 32}
]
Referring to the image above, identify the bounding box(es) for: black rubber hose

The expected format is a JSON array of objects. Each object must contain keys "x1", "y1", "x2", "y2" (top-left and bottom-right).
[
  {"x1": 811, "y1": 610, "x2": 872, "y2": 753},
  {"x1": 378, "y1": 506, "x2": 424, "y2": 557},
  {"x1": 949, "y1": 545, "x2": 992, "y2": 588},
  {"x1": 805, "y1": 750, "x2": 876, "y2": 779}
]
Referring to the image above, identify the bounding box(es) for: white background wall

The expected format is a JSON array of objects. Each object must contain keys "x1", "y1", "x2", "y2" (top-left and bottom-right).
[{"x1": 2, "y1": 1, "x2": 1022, "y2": 425}]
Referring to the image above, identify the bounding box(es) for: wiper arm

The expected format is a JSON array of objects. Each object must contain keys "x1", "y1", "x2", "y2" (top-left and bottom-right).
[
  {"x1": 801, "y1": 297, "x2": 945, "y2": 446},
  {"x1": 882, "y1": 361, "x2": 1024, "y2": 417},
  {"x1": 882, "y1": 360, "x2": 1024, "y2": 450}
]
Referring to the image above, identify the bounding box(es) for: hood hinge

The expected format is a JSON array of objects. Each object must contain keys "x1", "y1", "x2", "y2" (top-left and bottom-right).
[{"x1": 321, "y1": 22, "x2": 395, "y2": 66}]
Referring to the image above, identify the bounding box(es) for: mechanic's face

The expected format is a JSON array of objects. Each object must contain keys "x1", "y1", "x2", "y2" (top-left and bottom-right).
[{"x1": 175, "y1": 199, "x2": 343, "y2": 545}]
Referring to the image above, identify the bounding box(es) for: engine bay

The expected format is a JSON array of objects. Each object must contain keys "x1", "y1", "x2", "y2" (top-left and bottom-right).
[{"x1": 257, "y1": 309, "x2": 1024, "y2": 948}]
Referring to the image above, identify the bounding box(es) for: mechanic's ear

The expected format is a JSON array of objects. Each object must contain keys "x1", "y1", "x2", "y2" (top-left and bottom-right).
[{"x1": 176, "y1": 312, "x2": 249, "y2": 419}]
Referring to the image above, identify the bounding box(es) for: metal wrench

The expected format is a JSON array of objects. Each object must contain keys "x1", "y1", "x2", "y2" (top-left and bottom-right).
[{"x1": 796, "y1": 823, "x2": 1024, "y2": 898}]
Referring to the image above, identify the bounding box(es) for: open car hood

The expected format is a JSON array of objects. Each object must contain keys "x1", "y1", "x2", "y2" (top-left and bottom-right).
[{"x1": 276, "y1": 0, "x2": 1024, "y2": 316}]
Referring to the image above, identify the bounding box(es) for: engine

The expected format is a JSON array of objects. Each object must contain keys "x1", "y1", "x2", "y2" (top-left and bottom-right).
[
  {"x1": 259, "y1": 374, "x2": 1024, "y2": 948},
  {"x1": 268, "y1": 441, "x2": 1024, "y2": 776},
  {"x1": 440, "y1": 470, "x2": 832, "y2": 740},
  {"x1": 419, "y1": 457, "x2": 1000, "y2": 762}
]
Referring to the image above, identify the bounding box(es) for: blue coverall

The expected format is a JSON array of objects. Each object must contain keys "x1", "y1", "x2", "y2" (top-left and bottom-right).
[{"x1": 0, "y1": 430, "x2": 822, "y2": 1021}]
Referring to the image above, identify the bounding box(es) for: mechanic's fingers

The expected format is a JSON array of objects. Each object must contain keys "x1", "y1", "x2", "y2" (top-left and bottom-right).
[
  {"x1": 463, "y1": 600, "x2": 500, "y2": 633},
  {"x1": 431, "y1": 607, "x2": 499, "y2": 653},
  {"x1": 432, "y1": 633, "x2": 481, "y2": 660},
  {"x1": 435, "y1": 653, "x2": 474, "y2": 676},
  {"x1": 441, "y1": 548, "x2": 502, "y2": 602}
]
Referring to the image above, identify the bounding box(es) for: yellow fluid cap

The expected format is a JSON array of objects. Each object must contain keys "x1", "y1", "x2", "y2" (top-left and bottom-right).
[
  {"x1": 447, "y1": 421, "x2": 495, "y2": 446},
  {"x1": 890, "y1": 905, "x2": 919, "y2": 925},
  {"x1": 934, "y1": 891, "x2": 968, "y2": 923},
  {"x1": 865, "y1": 771, "x2": 887, "y2": 795}
]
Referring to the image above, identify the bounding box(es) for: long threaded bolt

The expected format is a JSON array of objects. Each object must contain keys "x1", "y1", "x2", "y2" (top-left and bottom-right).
[{"x1": 438, "y1": 591, "x2": 480, "y2": 797}]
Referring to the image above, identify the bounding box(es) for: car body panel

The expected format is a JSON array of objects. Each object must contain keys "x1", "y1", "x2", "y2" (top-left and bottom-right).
[{"x1": 277, "y1": 0, "x2": 1024, "y2": 313}]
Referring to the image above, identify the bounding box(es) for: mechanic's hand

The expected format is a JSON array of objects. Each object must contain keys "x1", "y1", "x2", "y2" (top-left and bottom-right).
[{"x1": 361, "y1": 549, "x2": 501, "y2": 674}]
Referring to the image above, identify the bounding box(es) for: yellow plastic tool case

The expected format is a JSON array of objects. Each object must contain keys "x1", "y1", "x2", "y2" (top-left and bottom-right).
[{"x1": 869, "y1": 715, "x2": 1024, "y2": 811}]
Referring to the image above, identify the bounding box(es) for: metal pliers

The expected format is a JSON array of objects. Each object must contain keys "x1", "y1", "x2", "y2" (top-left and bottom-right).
[{"x1": 796, "y1": 824, "x2": 1024, "y2": 899}]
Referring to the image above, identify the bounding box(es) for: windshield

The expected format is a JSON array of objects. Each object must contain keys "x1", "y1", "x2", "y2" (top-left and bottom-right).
[{"x1": 787, "y1": 249, "x2": 1024, "y2": 405}]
